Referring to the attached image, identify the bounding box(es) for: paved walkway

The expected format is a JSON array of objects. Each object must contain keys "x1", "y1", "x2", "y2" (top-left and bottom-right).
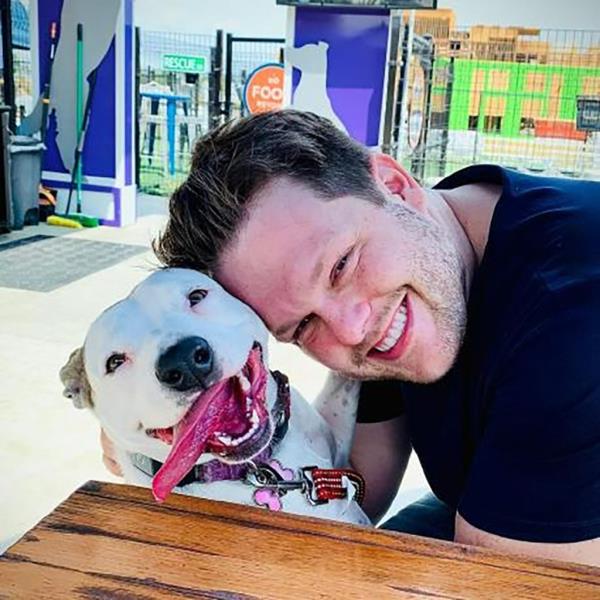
[{"x1": 0, "y1": 194, "x2": 426, "y2": 552}]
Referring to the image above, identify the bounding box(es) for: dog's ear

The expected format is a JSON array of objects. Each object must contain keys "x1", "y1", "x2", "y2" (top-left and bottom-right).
[{"x1": 59, "y1": 347, "x2": 93, "y2": 409}]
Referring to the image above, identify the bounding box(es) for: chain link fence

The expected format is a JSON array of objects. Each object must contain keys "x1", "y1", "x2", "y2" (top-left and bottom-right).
[
  {"x1": 0, "y1": 0, "x2": 32, "y2": 129},
  {"x1": 137, "y1": 30, "x2": 216, "y2": 195},
  {"x1": 394, "y1": 26, "x2": 600, "y2": 184},
  {"x1": 138, "y1": 30, "x2": 285, "y2": 196}
]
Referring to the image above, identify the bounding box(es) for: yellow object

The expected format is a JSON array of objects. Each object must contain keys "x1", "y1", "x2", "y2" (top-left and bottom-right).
[{"x1": 47, "y1": 215, "x2": 83, "y2": 229}]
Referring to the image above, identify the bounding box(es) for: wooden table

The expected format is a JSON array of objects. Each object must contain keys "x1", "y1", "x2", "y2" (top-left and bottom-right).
[{"x1": 1, "y1": 481, "x2": 598, "y2": 599}]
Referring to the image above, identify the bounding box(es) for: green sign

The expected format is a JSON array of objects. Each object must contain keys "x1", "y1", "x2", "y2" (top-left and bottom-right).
[{"x1": 162, "y1": 53, "x2": 207, "y2": 74}]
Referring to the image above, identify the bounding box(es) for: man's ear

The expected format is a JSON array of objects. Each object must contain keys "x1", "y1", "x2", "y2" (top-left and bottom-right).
[
  {"x1": 370, "y1": 152, "x2": 427, "y2": 213},
  {"x1": 59, "y1": 347, "x2": 93, "y2": 409}
]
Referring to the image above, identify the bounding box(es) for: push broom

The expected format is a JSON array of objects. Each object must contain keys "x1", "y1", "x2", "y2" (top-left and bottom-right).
[{"x1": 50, "y1": 23, "x2": 99, "y2": 228}]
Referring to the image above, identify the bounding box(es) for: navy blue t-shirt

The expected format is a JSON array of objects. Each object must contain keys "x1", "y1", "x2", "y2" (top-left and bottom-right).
[{"x1": 357, "y1": 165, "x2": 600, "y2": 543}]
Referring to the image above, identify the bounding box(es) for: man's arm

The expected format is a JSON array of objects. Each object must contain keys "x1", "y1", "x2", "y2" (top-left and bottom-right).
[
  {"x1": 350, "y1": 415, "x2": 411, "y2": 523},
  {"x1": 455, "y1": 514, "x2": 600, "y2": 567},
  {"x1": 100, "y1": 429, "x2": 123, "y2": 477}
]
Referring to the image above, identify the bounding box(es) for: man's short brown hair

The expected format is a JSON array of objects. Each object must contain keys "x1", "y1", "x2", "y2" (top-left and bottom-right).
[{"x1": 154, "y1": 110, "x2": 384, "y2": 274}]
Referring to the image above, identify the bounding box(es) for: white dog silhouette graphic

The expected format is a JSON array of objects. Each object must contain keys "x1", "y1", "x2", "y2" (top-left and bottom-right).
[{"x1": 287, "y1": 41, "x2": 348, "y2": 133}]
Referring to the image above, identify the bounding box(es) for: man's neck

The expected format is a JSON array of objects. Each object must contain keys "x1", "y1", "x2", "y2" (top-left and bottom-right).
[{"x1": 425, "y1": 183, "x2": 503, "y2": 293}]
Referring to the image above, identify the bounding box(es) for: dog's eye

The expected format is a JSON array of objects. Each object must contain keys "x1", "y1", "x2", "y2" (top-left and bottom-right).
[
  {"x1": 106, "y1": 353, "x2": 127, "y2": 374},
  {"x1": 188, "y1": 289, "x2": 208, "y2": 307}
]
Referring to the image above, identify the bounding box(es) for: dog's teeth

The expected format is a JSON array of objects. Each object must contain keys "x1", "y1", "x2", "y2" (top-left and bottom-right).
[
  {"x1": 237, "y1": 373, "x2": 251, "y2": 393},
  {"x1": 214, "y1": 409, "x2": 262, "y2": 450}
]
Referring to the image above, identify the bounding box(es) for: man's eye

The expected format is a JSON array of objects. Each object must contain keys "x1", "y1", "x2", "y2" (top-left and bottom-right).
[
  {"x1": 188, "y1": 289, "x2": 208, "y2": 307},
  {"x1": 106, "y1": 353, "x2": 127, "y2": 374},
  {"x1": 293, "y1": 315, "x2": 314, "y2": 345},
  {"x1": 331, "y1": 252, "x2": 351, "y2": 285}
]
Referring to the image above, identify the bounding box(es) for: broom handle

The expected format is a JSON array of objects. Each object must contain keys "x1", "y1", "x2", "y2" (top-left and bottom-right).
[
  {"x1": 76, "y1": 23, "x2": 83, "y2": 213},
  {"x1": 65, "y1": 68, "x2": 97, "y2": 216},
  {"x1": 40, "y1": 21, "x2": 58, "y2": 146}
]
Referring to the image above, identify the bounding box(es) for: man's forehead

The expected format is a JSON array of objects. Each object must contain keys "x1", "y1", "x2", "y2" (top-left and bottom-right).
[{"x1": 250, "y1": 177, "x2": 325, "y2": 222}]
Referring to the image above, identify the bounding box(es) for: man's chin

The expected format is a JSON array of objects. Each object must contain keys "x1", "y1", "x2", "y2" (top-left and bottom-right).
[
  {"x1": 347, "y1": 351, "x2": 457, "y2": 383},
  {"x1": 403, "y1": 351, "x2": 459, "y2": 383}
]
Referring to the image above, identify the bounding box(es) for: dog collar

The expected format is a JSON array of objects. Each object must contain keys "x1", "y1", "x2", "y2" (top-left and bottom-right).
[{"x1": 132, "y1": 369, "x2": 292, "y2": 487}]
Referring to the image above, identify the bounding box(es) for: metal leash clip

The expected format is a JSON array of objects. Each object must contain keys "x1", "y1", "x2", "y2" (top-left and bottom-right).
[{"x1": 244, "y1": 463, "x2": 308, "y2": 497}]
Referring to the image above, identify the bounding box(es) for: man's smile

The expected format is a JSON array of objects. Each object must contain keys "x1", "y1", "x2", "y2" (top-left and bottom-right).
[{"x1": 368, "y1": 294, "x2": 411, "y2": 362}]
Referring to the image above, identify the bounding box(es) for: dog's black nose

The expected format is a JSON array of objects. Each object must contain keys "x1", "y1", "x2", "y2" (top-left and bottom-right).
[{"x1": 155, "y1": 336, "x2": 214, "y2": 391}]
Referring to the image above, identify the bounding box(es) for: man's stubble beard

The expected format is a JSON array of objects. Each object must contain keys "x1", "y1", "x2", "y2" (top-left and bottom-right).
[{"x1": 347, "y1": 201, "x2": 468, "y2": 383}]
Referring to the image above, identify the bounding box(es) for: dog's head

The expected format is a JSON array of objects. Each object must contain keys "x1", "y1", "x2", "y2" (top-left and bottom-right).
[
  {"x1": 287, "y1": 41, "x2": 329, "y2": 70},
  {"x1": 60, "y1": 268, "x2": 277, "y2": 500}
]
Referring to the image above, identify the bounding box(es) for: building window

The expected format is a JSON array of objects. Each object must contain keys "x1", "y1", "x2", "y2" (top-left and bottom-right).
[
  {"x1": 483, "y1": 116, "x2": 502, "y2": 133},
  {"x1": 468, "y1": 115, "x2": 479, "y2": 130},
  {"x1": 520, "y1": 117, "x2": 535, "y2": 133}
]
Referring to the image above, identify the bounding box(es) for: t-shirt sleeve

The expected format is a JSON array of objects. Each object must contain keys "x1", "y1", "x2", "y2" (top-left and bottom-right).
[
  {"x1": 356, "y1": 379, "x2": 405, "y2": 423},
  {"x1": 458, "y1": 285, "x2": 600, "y2": 543}
]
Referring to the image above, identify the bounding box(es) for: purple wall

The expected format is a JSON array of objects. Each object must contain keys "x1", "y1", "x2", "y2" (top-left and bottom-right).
[{"x1": 38, "y1": 0, "x2": 116, "y2": 177}]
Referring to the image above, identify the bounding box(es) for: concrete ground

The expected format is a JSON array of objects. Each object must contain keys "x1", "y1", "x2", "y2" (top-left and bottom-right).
[{"x1": 0, "y1": 194, "x2": 427, "y2": 553}]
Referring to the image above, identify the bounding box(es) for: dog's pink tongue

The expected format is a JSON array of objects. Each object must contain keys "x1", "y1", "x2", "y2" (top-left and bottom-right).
[{"x1": 152, "y1": 380, "x2": 230, "y2": 502}]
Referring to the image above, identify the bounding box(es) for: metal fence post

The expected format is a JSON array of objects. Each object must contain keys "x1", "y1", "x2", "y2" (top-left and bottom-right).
[
  {"x1": 0, "y1": 106, "x2": 12, "y2": 230},
  {"x1": 0, "y1": 0, "x2": 16, "y2": 131},
  {"x1": 209, "y1": 29, "x2": 223, "y2": 129},
  {"x1": 395, "y1": 10, "x2": 415, "y2": 159},
  {"x1": 225, "y1": 33, "x2": 233, "y2": 121},
  {"x1": 438, "y1": 56, "x2": 453, "y2": 178},
  {"x1": 381, "y1": 12, "x2": 402, "y2": 156}
]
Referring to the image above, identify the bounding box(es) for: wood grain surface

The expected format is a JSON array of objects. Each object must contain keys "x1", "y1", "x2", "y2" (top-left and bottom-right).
[{"x1": 1, "y1": 481, "x2": 598, "y2": 599}]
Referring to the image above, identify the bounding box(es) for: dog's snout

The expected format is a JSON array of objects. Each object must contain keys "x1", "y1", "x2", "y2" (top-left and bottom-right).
[{"x1": 155, "y1": 336, "x2": 214, "y2": 392}]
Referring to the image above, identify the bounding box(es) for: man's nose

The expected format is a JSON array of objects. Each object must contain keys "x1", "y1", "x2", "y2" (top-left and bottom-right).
[{"x1": 322, "y1": 298, "x2": 371, "y2": 346}]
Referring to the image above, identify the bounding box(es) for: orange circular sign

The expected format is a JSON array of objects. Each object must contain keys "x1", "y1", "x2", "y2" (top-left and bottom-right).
[{"x1": 243, "y1": 63, "x2": 285, "y2": 114}]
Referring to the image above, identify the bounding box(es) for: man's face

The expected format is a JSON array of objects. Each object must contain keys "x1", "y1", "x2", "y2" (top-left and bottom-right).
[{"x1": 216, "y1": 176, "x2": 467, "y2": 383}]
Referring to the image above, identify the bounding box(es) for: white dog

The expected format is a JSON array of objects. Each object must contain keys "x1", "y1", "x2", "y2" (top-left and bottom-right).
[{"x1": 60, "y1": 268, "x2": 370, "y2": 525}]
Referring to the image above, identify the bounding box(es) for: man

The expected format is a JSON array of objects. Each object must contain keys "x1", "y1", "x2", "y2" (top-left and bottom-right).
[{"x1": 106, "y1": 110, "x2": 599, "y2": 565}]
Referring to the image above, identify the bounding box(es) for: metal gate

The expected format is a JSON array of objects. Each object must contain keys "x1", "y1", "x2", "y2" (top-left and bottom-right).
[
  {"x1": 136, "y1": 29, "x2": 219, "y2": 195},
  {"x1": 137, "y1": 30, "x2": 285, "y2": 195},
  {"x1": 224, "y1": 35, "x2": 285, "y2": 121}
]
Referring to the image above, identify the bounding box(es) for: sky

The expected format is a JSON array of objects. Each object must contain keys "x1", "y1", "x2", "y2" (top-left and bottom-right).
[{"x1": 136, "y1": 0, "x2": 600, "y2": 36}]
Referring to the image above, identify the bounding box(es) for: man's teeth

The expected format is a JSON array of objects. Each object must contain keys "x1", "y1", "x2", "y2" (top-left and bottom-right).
[
  {"x1": 215, "y1": 409, "x2": 260, "y2": 447},
  {"x1": 374, "y1": 301, "x2": 408, "y2": 352}
]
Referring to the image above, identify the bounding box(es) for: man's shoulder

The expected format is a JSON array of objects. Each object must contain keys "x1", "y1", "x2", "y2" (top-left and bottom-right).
[
  {"x1": 473, "y1": 168, "x2": 600, "y2": 286},
  {"x1": 436, "y1": 164, "x2": 600, "y2": 201}
]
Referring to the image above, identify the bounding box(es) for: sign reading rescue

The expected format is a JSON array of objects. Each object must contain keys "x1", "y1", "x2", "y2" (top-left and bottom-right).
[
  {"x1": 162, "y1": 54, "x2": 207, "y2": 74},
  {"x1": 243, "y1": 63, "x2": 285, "y2": 114}
]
